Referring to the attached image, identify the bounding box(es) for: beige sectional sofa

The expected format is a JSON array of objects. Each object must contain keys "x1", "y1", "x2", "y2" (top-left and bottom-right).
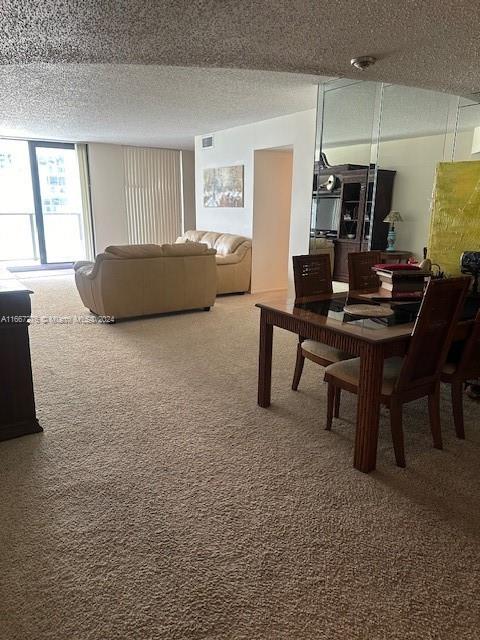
[
  {"x1": 176, "y1": 230, "x2": 251, "y2": 294},
  {"x1": 74, "y1": 242, "x2": 217, "y2": 319}
]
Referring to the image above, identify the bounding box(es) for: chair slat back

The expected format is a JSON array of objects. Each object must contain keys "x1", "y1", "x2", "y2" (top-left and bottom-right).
[
  {"x1": 348, "y1": 251, "x2": 382, "y2": 291},
  {"x1": 456, "y1": 310, "x2": 480, "y2": 379},
  {"x1": 396, "y1": 277, "x2": 470, "y2": 391},
  {"x1": 293, "y1": 254, "x2": 333, "y2": 298}
]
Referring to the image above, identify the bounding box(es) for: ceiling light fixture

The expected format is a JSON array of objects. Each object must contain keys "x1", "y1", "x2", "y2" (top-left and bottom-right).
[{"x1": 350, "y1": 56, "x2": 377, "y2": 70}]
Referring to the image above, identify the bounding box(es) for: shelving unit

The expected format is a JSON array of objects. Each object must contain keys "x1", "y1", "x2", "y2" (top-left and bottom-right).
[
  {"x1": 338, "y1": 172, "x2": 367, "y2": 242},
  {"x1": 311, "y1": 164, "x2": 396, "y2": 282}
]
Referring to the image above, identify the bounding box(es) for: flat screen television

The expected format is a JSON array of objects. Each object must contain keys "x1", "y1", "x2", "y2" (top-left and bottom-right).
[{"x1": 311, "y1": 196, "x2": 341, "y2": 234}]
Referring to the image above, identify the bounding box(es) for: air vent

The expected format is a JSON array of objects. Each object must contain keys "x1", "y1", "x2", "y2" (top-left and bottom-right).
[{"x1": 202, "y1": 135, "x2": 214, "y2": 149}]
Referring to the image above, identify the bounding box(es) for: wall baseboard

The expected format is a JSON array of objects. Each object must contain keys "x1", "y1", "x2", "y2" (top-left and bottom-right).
[{"x1": 250, "y1": 287, "x2": 288, "y2": 295}]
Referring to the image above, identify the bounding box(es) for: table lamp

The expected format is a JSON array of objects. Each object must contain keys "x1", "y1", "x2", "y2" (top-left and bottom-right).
[{"x1": 383, "y1": 211, "x2": 403, "y2": 251}]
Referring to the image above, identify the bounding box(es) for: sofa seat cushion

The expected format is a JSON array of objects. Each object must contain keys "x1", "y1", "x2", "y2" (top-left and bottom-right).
[{"x1": 105, "y1": 244, "x2": 164, "y2": 258}]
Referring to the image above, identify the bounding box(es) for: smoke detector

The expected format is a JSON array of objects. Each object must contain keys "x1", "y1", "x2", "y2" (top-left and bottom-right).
[{"x1": 350, "y1": 56, "x2": 377, "y2": 70}]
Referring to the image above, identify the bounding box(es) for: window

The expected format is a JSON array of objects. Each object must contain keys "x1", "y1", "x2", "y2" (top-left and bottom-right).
[{"x1": 0, "y1": 139, "x2": 87, "y2": 264}]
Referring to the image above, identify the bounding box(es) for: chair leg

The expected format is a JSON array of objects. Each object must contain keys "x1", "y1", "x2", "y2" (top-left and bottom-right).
[
  {"x1": 292, "y1": 344, "x2": 305, "y2": 391},
  {"x1": 450, "y1": 380, "x2": 465, "y2": 439},
  {"x1": 334, "y1": 387, "x2": 341, "y2": 418},
  {"x1": 390, "y1": 402, "x2": 406, "y2": 468},
  {"x1": 428, "y1": 385, "x2": 443, "y2": 450},
  {"x1": 326, "y1": 383, "x2": 335, "y2": 430}
]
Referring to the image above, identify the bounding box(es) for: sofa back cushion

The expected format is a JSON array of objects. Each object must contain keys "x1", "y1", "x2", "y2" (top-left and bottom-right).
[
  {"x1": 198, "y1": 231, "x2": 221, "y2": 249},
  {"x1": 214, "y1": 233, "x2": 249, "y2": 256},
  {"x1": 105, "y1": 244, "x2": 164, "y2": 258},
  {"x1": 105, "y1": 242, "x2": 215, "y2": 259},
  {"x1": 181, "y1": 230, "x2": 207, "y2": 244},
  {"x1": 161, "y1": 242, "x2": 214, "y2": 257},
  {"x1": 178, "y1": 230, "x2": 250, "y2": 256}
]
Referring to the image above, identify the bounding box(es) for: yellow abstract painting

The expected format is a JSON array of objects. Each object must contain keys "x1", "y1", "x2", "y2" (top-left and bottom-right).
[{"x1": 428, "y1": 161, "x2": 480, "y2": 276}]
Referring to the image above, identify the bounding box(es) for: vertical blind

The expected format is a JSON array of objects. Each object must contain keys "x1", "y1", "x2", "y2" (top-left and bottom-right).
[{"x1": 123, "y1": 147, "x2": 182, "y2": 245}]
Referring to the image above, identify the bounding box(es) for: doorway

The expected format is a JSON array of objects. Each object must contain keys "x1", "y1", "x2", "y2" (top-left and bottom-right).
[
  {"x1": 0, "y1": 139, "x2": 87, "y2": 268},
  {"x1": 252, "y1": 148, "x2": 294, "y2": 293}
]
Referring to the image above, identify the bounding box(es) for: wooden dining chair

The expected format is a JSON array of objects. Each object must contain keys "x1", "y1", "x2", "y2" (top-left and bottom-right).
[
  {"x1": 292, "y1": 254, "x2": 352, "y2": 394},
  {"x1": 348, "y1": 250, "x2": 382, "y2": 291},
  {"x1": 441, "y1": 310, "x2": 480, "y2": 439},
  {"x1": 324, "y1": 277, "x2": 470, "y2": 467}
]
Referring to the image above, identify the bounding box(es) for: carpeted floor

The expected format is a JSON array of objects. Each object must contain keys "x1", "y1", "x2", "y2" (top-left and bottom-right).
[{"x1": 1, "y1": 275, "x2": 479, "y2": 640}]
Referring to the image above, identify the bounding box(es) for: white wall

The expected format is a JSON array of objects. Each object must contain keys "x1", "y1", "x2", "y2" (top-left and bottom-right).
[
  {"x1": 325, "y1": 129, "x2": 475, "y2": 259},
  {"x1": 194, "y1": 110, "x2": 476, "y2": 291},
  {"x1": 88, "y1": 143, "x2": 196, "y2": 253},
  {"x1": 195, "y1": 109, "x2": 316, "y2": 290},
  {"x1": 454, "y1": 128, "x2": 475, "y2": 160},
  {"x1": 88, "y1": 143, "x2": 128, "y2": 251},
  {"x1": 252, "y1": 150, "x2": 293, "y2": 293}
]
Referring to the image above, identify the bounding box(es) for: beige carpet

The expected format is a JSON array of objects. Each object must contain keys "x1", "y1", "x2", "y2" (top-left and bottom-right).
[{"x1": 1, "y1": 276, "x2": 479, "y2": 640}]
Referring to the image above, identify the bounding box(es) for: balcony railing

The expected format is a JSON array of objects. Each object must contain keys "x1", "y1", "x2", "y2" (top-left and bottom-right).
[{"x1": 0, "y1": 212, "x2": 83, "y2": 262}]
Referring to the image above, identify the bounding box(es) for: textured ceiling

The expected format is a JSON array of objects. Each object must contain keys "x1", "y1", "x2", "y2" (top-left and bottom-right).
[
  {"x1": 0, "y1": 65, "x2": 320, "y2": 148},
  {"x1": 2, "y1": 1, "x2": 480, "y2": 148},
  {"x1": 1, "y1": 0, "x2": 480, "y2": 97}
]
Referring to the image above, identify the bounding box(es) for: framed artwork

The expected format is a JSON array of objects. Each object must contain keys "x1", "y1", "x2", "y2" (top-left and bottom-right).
[{"x1": 203, "y1": 165, "x2": 244, "y2": 208}]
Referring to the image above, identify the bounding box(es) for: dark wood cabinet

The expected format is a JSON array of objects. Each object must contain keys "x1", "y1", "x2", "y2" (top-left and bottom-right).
[
  {"x1": 367, "y1": 170, "x2": 396, "y2": 251},
  {"x1": 0, "y1": 282, "x2": 42, "y2": 441},
  {"x1": 311, "y1": 164, "x2": 396, "y2": 282},
  {"x1": 332, "y1": 240, "x2": 357, "y2": 282}
]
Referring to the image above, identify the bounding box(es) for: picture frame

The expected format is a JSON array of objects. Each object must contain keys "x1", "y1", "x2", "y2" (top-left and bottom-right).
[{"x1": 203, "y1": 165, "x2": 244, "y2": 208}]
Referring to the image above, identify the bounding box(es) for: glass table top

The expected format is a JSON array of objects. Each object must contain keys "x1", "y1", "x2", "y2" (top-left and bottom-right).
[
  {"x1": 292, "y1": 292, "x2": 480, "y2": 330},
  {"x1": 294, "y1": 294, "x2": 422, "y2": 330}
]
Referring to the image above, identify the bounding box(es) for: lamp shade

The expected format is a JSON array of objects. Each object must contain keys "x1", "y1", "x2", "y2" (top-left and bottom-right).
[{"x1": 383, "y1": 210, "x2": 403, "y2": 224}]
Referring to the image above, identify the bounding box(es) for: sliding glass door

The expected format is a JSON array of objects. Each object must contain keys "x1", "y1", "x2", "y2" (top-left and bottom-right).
[
  {"x1": 0, "y1": 139, "x2": 88, "y2": 267},
  {"x1": 29, "y1": 142, "x2": 85, "y2": 264}
]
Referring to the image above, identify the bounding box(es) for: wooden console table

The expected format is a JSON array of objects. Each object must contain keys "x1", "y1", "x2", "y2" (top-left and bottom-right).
[
  {"x1": 0, "y1": 280, "x2": 42, "y2": 441},
  {"x1": 379, "y1": 250, "x2": 412, "y2": 264}
]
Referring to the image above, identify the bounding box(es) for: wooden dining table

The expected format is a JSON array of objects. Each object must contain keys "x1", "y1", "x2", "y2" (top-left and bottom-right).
[{"x1": 256, "y1": 290, "x2": 467, "y2": 474}]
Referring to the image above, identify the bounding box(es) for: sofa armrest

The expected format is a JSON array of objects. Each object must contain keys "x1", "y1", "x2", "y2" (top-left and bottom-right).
[
  {"x1": 233, "y1": 242, "x2": 251, "y2": 260},
  {"x1": 75, "y1": 264, "x2": 95, "y2": 279},
  {"x1": 73, "y1": 260, "x2": 94, "y2": 271},
  {"x1": 74, "y1": 254, "x2": 111, "y2": 279},
  {"x1": 215, "y1": 253, "x2": 241, "y2": 265}
]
